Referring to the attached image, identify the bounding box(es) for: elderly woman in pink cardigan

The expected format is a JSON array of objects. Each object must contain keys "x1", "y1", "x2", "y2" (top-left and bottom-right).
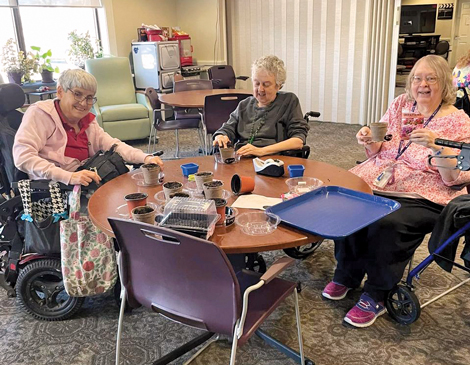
[
  {"x1": 13, "y1": 69, "x2": 163, "y2": 186},
  {"x1": 322, "y1": 55, "x2": 470, "y2": 328}
]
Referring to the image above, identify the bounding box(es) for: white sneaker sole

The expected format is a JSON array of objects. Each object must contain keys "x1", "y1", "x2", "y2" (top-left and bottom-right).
[
  {"x1": 322, "y1": 288, "x2": 351, "y2": 301},
  {"x1": 343, "y1": 308, "x2": 387, "y2": 328}
]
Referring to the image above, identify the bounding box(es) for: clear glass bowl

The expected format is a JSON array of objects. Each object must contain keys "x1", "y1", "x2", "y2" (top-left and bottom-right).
[
  {"x1": 235, "y1": 211, "x2": 280, "y2": 236},
  {"x1": 285, "y1": 177, "x2": 323, "y2": 195}
]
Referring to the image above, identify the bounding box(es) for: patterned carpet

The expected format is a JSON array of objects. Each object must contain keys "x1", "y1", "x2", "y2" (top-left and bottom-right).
[{"x1": 1, "y1": 121, "x2": 469, "y2": 365}]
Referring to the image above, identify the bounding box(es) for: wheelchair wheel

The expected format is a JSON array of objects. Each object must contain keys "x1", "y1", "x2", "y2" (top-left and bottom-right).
[
  {"x1": 283, "y1": 240, "x2": 323, "y2": 259},
  {"x1": 386, "y1": 285, "x2": 421, "y2": 325},
  {"x1": 16, "y1": 258, "x2": 84, "y2": 321},
  {"x1": 245, "y1": 253, "x2": 267, "y2": 273}
]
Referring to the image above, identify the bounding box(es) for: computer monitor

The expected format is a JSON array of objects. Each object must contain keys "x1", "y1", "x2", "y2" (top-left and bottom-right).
[{"x1": 400, "y1": 4, "x2": 437, "y2": 35}]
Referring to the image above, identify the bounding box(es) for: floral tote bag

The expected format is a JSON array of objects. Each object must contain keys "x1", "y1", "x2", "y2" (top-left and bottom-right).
[{"x1": 60, "y1": 185, "x2": 117, "y2": 297}]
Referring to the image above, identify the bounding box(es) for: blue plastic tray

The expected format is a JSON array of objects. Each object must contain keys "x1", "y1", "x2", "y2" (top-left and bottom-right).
[{"x1": 266, "y1": 186, "x2": 400, "y2": 238}]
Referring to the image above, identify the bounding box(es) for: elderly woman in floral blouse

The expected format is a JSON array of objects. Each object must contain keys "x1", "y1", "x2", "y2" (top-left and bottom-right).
[{"x1": 322, "y1": 55, "x2": 470, "y2": 328}]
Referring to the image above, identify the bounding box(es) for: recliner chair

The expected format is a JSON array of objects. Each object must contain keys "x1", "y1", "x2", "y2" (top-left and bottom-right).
[{"x1": 85, "y1": 57, "x2": 153, "y2": 141}]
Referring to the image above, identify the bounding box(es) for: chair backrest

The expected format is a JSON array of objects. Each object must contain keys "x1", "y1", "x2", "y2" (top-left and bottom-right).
[
  {"x1": 173, "y1": 79, "x2": 213, "y2": 92},
  {"x1": 144, "y1": 87, "x2": 160, "y2": 110},
  {"x1": 208, "y1": 65, "x2": 237, "y2": 89},
  {"x1": 0, "y1": 83, "x2": 28, "y2": 191},
  {"x1": 435, "y1": 41, "x2": 449, "y2": 56},
  {"x1": 108, "y1": 218, "x2": 242, "y2": 335},
  {"x1": 85, "y1": 57, "x2": 137, "y2": 107},
  {"x1": 203, "y1": 93, "x2": 251, "y2": 135}
]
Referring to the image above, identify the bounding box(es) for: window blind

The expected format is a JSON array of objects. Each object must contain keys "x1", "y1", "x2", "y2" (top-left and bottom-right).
[
  {"x1": 13, "y1": 0, "x2": 102, "y2": 7},
  {"x1": 0, "y1": 0, "x2": 17, "y2": 6}
]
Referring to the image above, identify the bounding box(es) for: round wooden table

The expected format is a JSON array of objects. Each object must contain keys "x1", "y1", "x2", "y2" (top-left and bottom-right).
[
  {"x1": 158, "y1": 89, "x2": 252, "y2": 108},
  {"x1": 88, "y1": 156, "x2": 371, "y2": 254}
]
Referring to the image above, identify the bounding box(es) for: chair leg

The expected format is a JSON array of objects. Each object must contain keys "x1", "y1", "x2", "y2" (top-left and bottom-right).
[
  {"x1": 294, "y1": 289, "x2": 305, "y2": 364},
  {"x1": 181, "y1": 334, "x2": 220, "y2": 365},
  {"x1": 148, "y1": 124, "x2": 155, "y2": 154},
  {"x1": 197, "y1": 127, "x2": 206, "y2": 155},
  {"x1": 115, "y1": 288, "x2": 127, "y2": 365},
  {"x1": 175, "y1": 130, "x2": 180, "y2": 159}
]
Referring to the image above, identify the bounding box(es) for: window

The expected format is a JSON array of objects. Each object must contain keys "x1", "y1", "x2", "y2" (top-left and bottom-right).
[{"x1": 0, "y1": 0, "x2": 102, "y2": 82}]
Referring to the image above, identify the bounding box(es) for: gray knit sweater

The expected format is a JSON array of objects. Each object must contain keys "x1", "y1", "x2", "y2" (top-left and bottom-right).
[{"x1": 213, "y1": 92, "x2": 309, "y2": 148}]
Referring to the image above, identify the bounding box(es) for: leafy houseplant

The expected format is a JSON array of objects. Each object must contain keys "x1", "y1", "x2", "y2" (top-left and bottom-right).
[
  {"x1": 0, "y1": 38, "x2": 36, "y2": 84},
  {"x1": 67, "y1": 30, "x2": 103, "y2": 69},
  {"x1": 31, "y1": 46, "x2": 60, "y2": 83}
]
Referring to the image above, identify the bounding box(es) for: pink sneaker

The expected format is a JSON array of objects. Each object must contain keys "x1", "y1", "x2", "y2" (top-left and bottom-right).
[
  {"x1": 343, "y1": 293, "x2": 386, "y2": 328},
  {"x1": 322, "y1": 281, "x2": 351, "y2": 300}
]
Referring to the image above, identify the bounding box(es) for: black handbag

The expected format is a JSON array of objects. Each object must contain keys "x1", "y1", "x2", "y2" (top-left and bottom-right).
[
  {"x1": 18, "y1": 179, "x2": 67, "y2": 255},
  {"x1": 454, "y1": 87, "x2": 470, "y2": 118},
  {"x1": 78, "y1": 144, "x2": 129, "y2": 185}
]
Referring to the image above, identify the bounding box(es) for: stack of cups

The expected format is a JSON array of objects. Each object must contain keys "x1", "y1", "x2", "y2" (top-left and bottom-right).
[{"x1": 194, "y1": 171, "x2": 213, "y2": 194}]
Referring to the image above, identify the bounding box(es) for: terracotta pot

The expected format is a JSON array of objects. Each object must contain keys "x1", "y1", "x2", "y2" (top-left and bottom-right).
[
  {"x1": 124, "y1": 192, "x2": 148, "y2": 215},
  {"x1": 231, "y1": 174, "x2": 255, "y2": 195},
  {"x1": 211, "y1": 198, "x2": 227, "y2": 225},
  {"x1": 131, "y1": 205, "x2": 156, "y2": 224},
  {"x1": 203, "y1": 180, "x2": 224, "y2": 199}
]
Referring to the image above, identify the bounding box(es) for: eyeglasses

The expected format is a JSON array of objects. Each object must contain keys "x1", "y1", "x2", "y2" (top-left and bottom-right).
[
  {"x1": 411, "y1": 76, "x2": 438, "y2": 85},
  {"x1": 68, "y1": 89, "x2": 97, "y2": 105}
]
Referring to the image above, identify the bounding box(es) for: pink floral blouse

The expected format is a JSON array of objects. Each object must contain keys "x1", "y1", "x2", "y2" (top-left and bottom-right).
[{"x1": 350, "y1": 94, "x2": 470, "y2": 206}]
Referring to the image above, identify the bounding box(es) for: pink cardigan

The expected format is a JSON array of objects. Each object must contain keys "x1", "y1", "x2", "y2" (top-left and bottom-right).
[
  {"x1": 13, "y1": 99, "x2": 150, "y2": 184},
  {"x1": 351, "y1": 94, "x2": 470, "y2": 206}
]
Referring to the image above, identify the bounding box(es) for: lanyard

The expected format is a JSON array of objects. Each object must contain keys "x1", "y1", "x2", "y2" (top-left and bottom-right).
[
  {"x1": 248, "y1": 112, "x2": 267, "y2": 144},
  {"x1": 395, "y1": 101, "x2": 441, "y2": 160}
]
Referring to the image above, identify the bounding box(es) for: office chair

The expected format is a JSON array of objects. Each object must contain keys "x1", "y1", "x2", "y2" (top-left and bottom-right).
[
  {"x1": 208, "y1": 65, "x2": 249, "y2": 89},
  {"x1": 435, "y1": 40, "x2": 450, "y2": 60},
  {"x1": 145, "y1": 87, "x2": 205, "y2": 158},
  {"x1": 202, "y1": 93, "x2": 251, "y2": 154},
  {"x1": 85, "y1": 57, "x2": 153, "y2": 141},
  {"x1": 109, "y1": 218, "x2": 309, "y2": 365}
]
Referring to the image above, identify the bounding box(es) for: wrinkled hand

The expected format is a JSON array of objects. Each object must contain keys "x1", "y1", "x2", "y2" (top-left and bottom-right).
[
  {"x1": 144, "y1": 155, "x2": 164, "y2": 170},
  {"x1": 356, "y1": 126, "x2": 373, "y2": 145},
  {"x1": 409, "y1": 129, "x2": 439, "y2": 149},
  {"x1": 213, "y1": 135, "x2": 231, "y2": 149},
  {"x1": 70, "y1": 170, "x2": 101, "y2": 186},
  {"x1": 236, "y1": 143, "x2": 266, "y2": 157}
]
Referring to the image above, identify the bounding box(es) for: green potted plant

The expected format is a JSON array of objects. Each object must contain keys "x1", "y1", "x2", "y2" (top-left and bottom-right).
[
  {"x1": 0, "y1": 38, "x2": 36, "y2": 85},
  {"x1": 31, "y1": 46, "x2": 60, "y2": 83},
  {"x1": 67, "y1": 30, "x2": 103, "y2": 69}
]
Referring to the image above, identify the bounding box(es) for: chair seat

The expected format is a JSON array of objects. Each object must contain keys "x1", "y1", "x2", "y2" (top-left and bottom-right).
[
  {"x1": 156, "y1": 118, "x2": 200, "y2": 131},
  {"x1": 101, "y1": 103, "x2": 149, "y2": 122},
  {"x1": 236, "y1": 270, "x2": 296, "y2": 347}
]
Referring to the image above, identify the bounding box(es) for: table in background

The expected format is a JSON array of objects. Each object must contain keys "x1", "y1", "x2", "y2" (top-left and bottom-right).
[
  {"x1": 158, "y1": 89, "x2": 252, "y2": 108},
  {"x1": 24, "y1": 90, "x2": 57, "y2": 104},
  {"x1": 88, "y1": 155, "x2": 371, "y2": 254}
]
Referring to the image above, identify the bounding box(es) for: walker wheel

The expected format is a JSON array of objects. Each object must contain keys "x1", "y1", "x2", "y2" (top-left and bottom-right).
[
  {"x1": 386, "y1": 285, "x2": 421, "y2": 325},
  {"x1": 283, "y1": 240, "x2": 323, "y2": 259}
]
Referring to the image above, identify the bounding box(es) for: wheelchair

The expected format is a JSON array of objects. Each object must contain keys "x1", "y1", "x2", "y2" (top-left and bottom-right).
[
  {"x1": 0, "y1": 83, "x2": 85, "y2": 320},
  {"x1": 386, "y1": 138, "x2": 470, "y2": 324}
]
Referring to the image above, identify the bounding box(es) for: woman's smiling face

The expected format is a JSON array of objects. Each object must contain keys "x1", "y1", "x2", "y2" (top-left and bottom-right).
[
  {"x1": 57, "y1": 85, "x2": 94, "y2": 124},
  {"x1": 411, "y1": 61, "x2": 443, "y2": 108},
  {"x1": 252, "y1": 69, "x2": 280, "y2": 107}
]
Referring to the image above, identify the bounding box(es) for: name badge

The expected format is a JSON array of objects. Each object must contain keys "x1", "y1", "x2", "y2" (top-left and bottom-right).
[{"x1": 373, "y1": 165, "x2": 395, "y2": 188}]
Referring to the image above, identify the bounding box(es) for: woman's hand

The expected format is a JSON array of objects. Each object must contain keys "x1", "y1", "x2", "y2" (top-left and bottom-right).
[
  {"x1": 409, "y1": 129, "x2": 439, "y2": 150},
  {"x1": 236, "y1": 144, "x2": 266, "y2": 157},
  {"x1": 144, "y1": 155, "x2": 164, "y2": 170},
  {"x1": 356, "y1": 127, "x2": 373, "y2": 145},
  {"x1": 213, "y1": 135, "x2": 231, "y2": 148},
  {"x1": 70, "y1": 170, "x2": 101, "y2": 186}
]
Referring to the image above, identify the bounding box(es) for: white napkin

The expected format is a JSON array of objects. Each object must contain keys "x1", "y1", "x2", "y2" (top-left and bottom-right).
[{"x1": 231, "y1": 194, "x2": 282, "y2": 210}]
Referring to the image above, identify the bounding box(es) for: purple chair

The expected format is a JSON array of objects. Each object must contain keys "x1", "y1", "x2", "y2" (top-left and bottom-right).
[
  {"x1": 202, "y1": 93, "x2": 251, "y2": 153},
  {"x1": 108, "y1": 218, "x2": 308, "y2": 365},
  {"x1": 208, "y1": 65, "x2": 249, "y2": 89},
  {"x1": 145, "y1": 86, "x2": 206, "y2": 158}
]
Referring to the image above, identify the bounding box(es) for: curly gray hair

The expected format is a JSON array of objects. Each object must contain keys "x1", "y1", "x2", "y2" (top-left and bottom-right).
[
  {"x1": 58, "y1": 69, "x2": 98, "y2": 94},
  {"x1": 405, "y1": 55, "x2": 456, "y2": 106},
  {"x1": 251, "y1": 55, "x2": 287, "y2": 88}
]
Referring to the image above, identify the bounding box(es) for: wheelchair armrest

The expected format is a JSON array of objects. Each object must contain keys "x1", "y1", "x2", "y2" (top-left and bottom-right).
[
  {"x1": 236, "y1": 76, "x2": 249, "y2": 81},
  {"x1": 280, "y1": 145, "x2": 311, "y2": 159},
  {"x1": 304, "y1": 111, "x2": 321, "y2": 120}
]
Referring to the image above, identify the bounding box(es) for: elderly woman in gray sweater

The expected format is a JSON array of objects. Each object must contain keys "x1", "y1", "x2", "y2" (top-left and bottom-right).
[{"x1": 212, "y1": 55, "x2": 309, "y2": 157}]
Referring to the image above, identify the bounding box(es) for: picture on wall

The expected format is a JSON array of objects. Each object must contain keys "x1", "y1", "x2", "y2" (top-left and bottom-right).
[{"x1": 438, "y1": 3, "x2": 454, "y2": 20}]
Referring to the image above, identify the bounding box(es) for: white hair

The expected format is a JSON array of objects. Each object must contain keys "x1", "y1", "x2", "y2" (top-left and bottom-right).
[
  {"x1": 58, "y1": 69, "x2": 97, "y2": 94},
  {"x1": 251, "y1": 55, "x2": 287, "y2": 87}
]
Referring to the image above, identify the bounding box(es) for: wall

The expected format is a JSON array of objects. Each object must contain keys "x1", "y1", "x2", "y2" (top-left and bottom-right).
[
  {"x1": 401, "y1": 0, "x2": 456, "y2": 40},
  {"x1": 175, "y1": 0, "x2": 226, "y2": 65},
  {"x1": 107, "y1": 0, "x2": 177, "y2": 57}
]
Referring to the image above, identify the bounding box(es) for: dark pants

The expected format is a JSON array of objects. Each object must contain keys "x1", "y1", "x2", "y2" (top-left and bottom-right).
[{"x1": 333, "y1": 196, "x2": 443, "y2": 302}]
